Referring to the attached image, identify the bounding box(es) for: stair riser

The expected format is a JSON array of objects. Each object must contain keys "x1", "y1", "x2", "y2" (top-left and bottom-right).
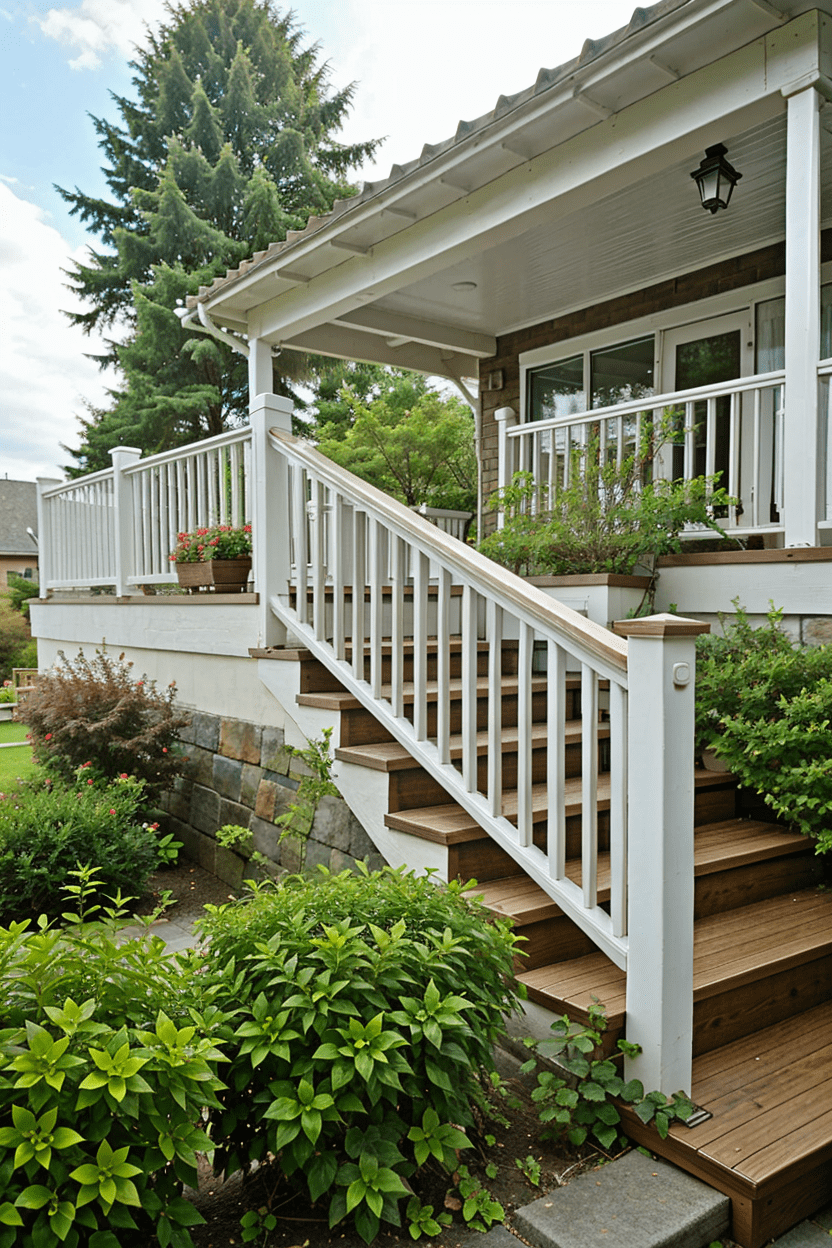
[
  {"x1": 695, "y1": 853, "x2": 824, "y2": 920},
  {"x1": 693, "y1": 951, "x2": 832, "y2": 1055}
]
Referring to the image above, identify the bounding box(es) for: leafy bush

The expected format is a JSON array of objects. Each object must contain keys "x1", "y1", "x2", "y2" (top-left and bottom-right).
[
  {"x1": 5, "y1": 576, "x2": 39, "y2": 619},
  {"x1": 481, "y1": 429, "x2": 732, "y2": 589},
  {"x1": 0, "y1": 772, "x2": 157, "y2": 923},
  {"x1": 695, "y1": 604, "x2": 832, "y2": 850},
  {"x1": 522, "y1": 1002, "x2": 694, "y2": 1153},
  {"x1": 0, "y1": 685, "x2": 15, "y2": 706},
  {"x1": 0, "y1": 890, "x2": 225, "y2": 1247},
  {"x1": 23, "y1": 650, "x2": 189, "y2": 803},
  {"x1": 0, "y1": 597, "x2": 32, "y2": 686},
  {"x1": 197, "y1": 866, "x2": 523, "y2": 1243}
]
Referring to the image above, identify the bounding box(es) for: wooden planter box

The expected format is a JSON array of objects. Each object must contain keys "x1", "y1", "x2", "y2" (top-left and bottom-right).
[{"x1": 175, "y1": 557, "x2": 252, "y2": 593}]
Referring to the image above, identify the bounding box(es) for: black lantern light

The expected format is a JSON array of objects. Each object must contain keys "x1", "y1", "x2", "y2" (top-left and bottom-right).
[{"x1": 690, "y1": 143, "x2": 742, "y2": 214}]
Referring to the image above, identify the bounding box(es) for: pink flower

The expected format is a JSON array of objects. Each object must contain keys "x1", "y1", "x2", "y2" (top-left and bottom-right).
[
  {"x1": 162, "y1": 747, "x2": 168, "y2": 753},
  {"x1": 109, "y1": 808, "x2": 116, "y2": 815},
  {"x1": 136, "y1": 681, "x2": 143, "y2": 688},
  {"x1": 87, "y1": 778, "x2": 94, "y2": 785},
  {"x1": 119, "y1": 773, "x2": 129, "y2": 779},
  {"x1": 44, "y1": 733, "x2": 52, "y2": 741}
]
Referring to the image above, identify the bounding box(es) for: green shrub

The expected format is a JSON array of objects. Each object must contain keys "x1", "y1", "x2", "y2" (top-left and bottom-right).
[
  {"x1": 0, "y1": 598, "x2": 31, "y2": 686},
  {"x1": 695, "y1": 604, "x2": 832, "y2": 850},
  {"x1": 522, "y1": 1002, "x2": 694, "y2": 1153},
  {"x1": 0, "y1": 893, "x2": 225, "y2": 1247},
  {"x1": 23, "y1": 650, "x2": 189, "y2": 804},
  {"x1": 0, "y1": 772, "x2": 157, "y2": 923},
  {"x1": 0, "y1": 685, "x2": 15, "y2": 706},
  {"x1": 5, "y1": 576, "x2": 39, "y2": 619},
  {"x1": 197, "y1": 866, "x2": 523, "y2": 1244}
]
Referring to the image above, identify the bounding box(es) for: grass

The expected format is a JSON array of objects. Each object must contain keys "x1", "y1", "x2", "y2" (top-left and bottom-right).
[{"x1": 0, "y1": 721, "x2": 36, "y2": 789}]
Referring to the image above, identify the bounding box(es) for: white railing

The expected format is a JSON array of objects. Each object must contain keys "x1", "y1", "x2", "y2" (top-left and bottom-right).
[
  {"x1": 500, "y1": 371, "x2": 786, "y2": 534},
  {"x1": 124, "y1": 429, "x2": 252, "y2": 585},
  {"x1": 37, "y1": 430, "x2": 252, "y2": 594},
  {"x1": 37, "y1": 470, "x2": 117, "y2": 588},
  {"x1": 818, "y1": 361, "x2": 832, "y2": 524},
  {"x1": 253, "y1": 396, "x2": 700, "y2": 1092}
]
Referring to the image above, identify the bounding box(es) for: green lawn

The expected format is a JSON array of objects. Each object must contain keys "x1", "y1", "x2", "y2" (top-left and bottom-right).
[{"x1": 0, "y1": 721, "x2": 36, "y2": 789}]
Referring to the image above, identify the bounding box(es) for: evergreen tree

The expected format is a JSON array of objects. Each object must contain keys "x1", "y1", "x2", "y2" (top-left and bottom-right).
[{"x1": 60, "y1": 0, "x2": 379, "y2": 473}]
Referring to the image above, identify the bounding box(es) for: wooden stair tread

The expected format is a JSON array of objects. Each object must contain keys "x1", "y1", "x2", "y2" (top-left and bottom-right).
[
  {"x1": 336, "y1": 719, "x2": 610, "y2": 771},
  {"x1": 385, "y1": 769, "x2": 731, "y2": 842},
  {"x1": 692, "y1": 819, "x2": 811, "y2": 873},
  {"x1": 299, "y1": 672, "x2": 557, "y2": 711},
  {"x1": 518, "y1": 953, "x2": 627, "y2": 1027}
]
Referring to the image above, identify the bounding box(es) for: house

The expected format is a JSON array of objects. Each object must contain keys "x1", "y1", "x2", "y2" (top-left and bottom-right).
[
  {"x1": 29, "y1": 0, "x2": 832, "y2": 1242},
  {"x1": 0, "y1": 480, "x2": 38, "y2": 587}
]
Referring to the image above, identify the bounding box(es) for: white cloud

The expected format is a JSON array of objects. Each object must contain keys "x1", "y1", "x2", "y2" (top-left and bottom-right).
[
  {"x1": 37, "y1": 0, "x2": 167, "y2": 70},
  {"x1": 0, "y1": 184, "x2": 115, "y2": 481}
]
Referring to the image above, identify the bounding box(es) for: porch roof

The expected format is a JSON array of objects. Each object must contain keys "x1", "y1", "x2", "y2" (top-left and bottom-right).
[{"x1": 192, "y1": 0, "x2": 832, "y2": 383}]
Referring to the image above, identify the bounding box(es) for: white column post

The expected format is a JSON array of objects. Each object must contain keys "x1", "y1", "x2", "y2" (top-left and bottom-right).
[
  {"x1": 248, "y1": 336, "x2": 273, "y2": 398},
  {"x1": 110, "y1": 446, "x2": 142, "y2": 598},
  {"x1": 494, "y1": 405, "x2": 517, "y2": 529},
  {"x1": 783, "y1": 84, "x2": 821, "y2": 547},
  {"x1": 614, "y1": 613, "x2": 710, "y2": 1095},
  {"x1": 250, "y1": 392, "x2": 293, "y2": 648},
  {"x1": 35, "y1": 478, "x2": 62, "y2": 595}
]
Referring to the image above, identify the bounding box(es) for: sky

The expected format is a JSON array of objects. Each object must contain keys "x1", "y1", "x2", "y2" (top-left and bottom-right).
[{"x1": 0, "y1": 0, "x2": 640, "y2": 482}]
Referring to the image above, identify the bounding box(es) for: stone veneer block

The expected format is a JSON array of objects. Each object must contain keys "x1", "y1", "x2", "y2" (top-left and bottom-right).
[
  {"x1": 803, "y1": 617, "x2": 832, "y2": 646},
  {"x1": 212, "y1": 755, "x2": 243, "y2": 802},
  {"x1": 240, "y1": 763, "x2": 261, "y2": 809},
  {"x1": 261, "y1": 725, "x2": 291, "y2": 775},
  {"x1": 249, "y1": 816, "x2": 280, "y2": 861},
  {"x1": 181, "y1": 743, "x2": 214, "y2": 788},
  {"x1": 190, "y1": 786, "x2": 220, "y2": 836},
  {"x1": 310, "y1": 795, "x2": 354, "y2": 853},
  {"x1": 255, "y1": 777, "x2": 296, "y2": 822},
  {"x1": 220, "y1": 718, "x2": 262, "y2": 764},
  {"x1": 217, "y1": 797, "x2": 252, "y2": 831},
  {"x1": 191, "y1": 711, "x2": 220, "y2": 753},
  {"x1": 279, "y1": 832, "x2": 305, "y2": 873},
  {"x1": 304, "y1": 837, "x2": 332, "y2": 871}
]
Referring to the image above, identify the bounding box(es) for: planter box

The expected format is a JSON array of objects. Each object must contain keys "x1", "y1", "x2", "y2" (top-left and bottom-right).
[
  {"x1": 176, "y1": 557, "x2": 252, "y2": 593},
  {"x1": 525, "y1": 573, "x2": 652, "y2": 630}
]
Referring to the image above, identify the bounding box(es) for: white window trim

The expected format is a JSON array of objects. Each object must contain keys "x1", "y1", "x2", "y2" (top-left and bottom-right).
[{"x1": 517, "y1": 270, "x2": 832, "y2": 422}]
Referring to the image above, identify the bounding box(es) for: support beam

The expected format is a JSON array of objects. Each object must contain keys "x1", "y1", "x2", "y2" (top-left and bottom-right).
[
  {"x1": 248, "y1": 337, "x2": 273, "y2": 397},
  {"x1": 335, "y1": 307, "x2": 496, "y2": 358},
  {"x1": 783, "y1": 85, "x2": 821, "y2": 546}
]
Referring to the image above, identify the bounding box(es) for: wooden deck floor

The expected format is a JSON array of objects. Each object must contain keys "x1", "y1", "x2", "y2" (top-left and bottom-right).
[{"x1": 620, "y1": 1000, "x2": 832, "y2": 1247}]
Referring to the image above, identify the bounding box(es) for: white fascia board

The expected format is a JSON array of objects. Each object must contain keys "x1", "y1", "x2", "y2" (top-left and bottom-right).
[
  {"x1": 334, "y1": 307, "x2": 496, "y2": 358},
  {"x1": 246, "y1": 17, "x2": 815, "y2": 345}
]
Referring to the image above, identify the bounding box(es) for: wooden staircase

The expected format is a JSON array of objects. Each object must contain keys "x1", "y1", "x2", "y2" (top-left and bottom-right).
[{"x1": 258, "y1": 623, "x2": 832, "y2": 1248}]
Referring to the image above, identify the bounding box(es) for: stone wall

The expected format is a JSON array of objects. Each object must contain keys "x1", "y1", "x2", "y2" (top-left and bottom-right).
[{"x1": 158, "y1": 710, "x2": 386, "y2": 886}]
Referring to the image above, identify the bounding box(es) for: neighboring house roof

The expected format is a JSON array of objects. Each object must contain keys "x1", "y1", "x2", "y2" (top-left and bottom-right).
[{"x1": 0, "y1": 480, "x2": 38, "y2": 558}]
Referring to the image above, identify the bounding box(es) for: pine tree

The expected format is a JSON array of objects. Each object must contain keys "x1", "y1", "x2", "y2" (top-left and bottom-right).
[{"x1": 60, "y1": 0, "x2": 379, "y2": 473}]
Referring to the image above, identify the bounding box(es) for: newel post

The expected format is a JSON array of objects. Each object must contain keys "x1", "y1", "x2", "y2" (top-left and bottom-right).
[
  {"x1": 35, "y1": 478, "x2": 62, "y2": 595},
  {"x1": 614, "y1": 613, "x2": 710, "y2": 1095},
  {"x1": 250, "y1": 392, "x2": 293, "y2": 648},
  {"x1": 494, "y1": 406, "x2": 517, "y2": 528},
  {"x1": 110, "y1": 446, "x2": 141, "y2": 598}
]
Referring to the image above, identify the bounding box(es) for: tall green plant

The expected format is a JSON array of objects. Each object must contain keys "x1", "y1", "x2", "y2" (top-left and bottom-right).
[
  {"x1": 197, "y1": 866, "x2": 522, "y2": 1243},
  {"x1": 481, "y1": 429, "x2": 733, "y2": 605}
]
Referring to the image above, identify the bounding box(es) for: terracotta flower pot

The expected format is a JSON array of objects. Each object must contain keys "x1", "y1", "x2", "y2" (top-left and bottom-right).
[{"x1": 176, "y1": 556, "x2": 252, "y2": 593}]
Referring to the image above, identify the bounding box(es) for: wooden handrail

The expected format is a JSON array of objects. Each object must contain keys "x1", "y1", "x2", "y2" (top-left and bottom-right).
[{"x1": 268, "y1": 427, "x2": 628, "y2": 676}]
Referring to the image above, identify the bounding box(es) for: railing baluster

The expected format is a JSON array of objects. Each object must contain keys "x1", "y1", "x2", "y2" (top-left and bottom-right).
[
  {"x1": 517, "y1": 622, "x2": 533, "y2": 847},
  {"x1": 461, "y1": 584, "x2": 478, "y2": 792},
  {"x1": 487, "y1": 600, "x2": 503, "y2": 818},
  {"x1": 312, "y1": 477, "x2": 326, "y2": 643},
  {"x1": 351, "y1": 509, "x2": 366, "y2": 682},
  {"x1": 292, "y1": 464, "x2": 308, "y2": 628},
  {"x1": 391, "y1": 536, "x2": 405, "y2": 719},
  {"x1": 609, "y1": 680, "x2": 628, "y2": 938},
  {"x1": 436, "y1": 567, "x2": 451, "y2": 765},
  {"x1": 369, "y1": 517, "x2": 384, "y2": 696},
  {"x1": 412, "y1": 550, "x2": 429, "y2": 741},
  {"x1": 581, "y1": 663, "x2": 598, "y2": 909},
  {"x1": 331, "y1": 494, "x2": 346, "y2": 660},
  {"x1": 751, "y1": 386, "x2": 762, "y2": 529},
  {"x1": 728, "y1": 390, "x2": 740, "y2": 527},
  {"x1": 547, "y1": 640, "x2": 566, "y2": 879}
]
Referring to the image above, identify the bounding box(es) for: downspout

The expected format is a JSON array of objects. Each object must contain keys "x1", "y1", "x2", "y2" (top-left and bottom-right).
[{"x1": 176, "y1": 303, "x2": 250, "y2": 357}]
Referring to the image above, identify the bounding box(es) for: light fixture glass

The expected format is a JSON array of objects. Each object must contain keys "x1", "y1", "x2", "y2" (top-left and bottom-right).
[
  {"x1": 452, "y1": 281, "x2": 478, "y2": 292},
  {"x1": 690, "y1": 143, "x2": 742, "y2": 214}
]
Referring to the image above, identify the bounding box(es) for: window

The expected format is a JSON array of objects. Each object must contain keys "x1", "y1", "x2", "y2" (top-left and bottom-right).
[{"x1": 528, "y1": 335, "x2": 655, "y2": 421}]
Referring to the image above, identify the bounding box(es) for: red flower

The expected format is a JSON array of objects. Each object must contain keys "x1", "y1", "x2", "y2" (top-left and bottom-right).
[
  {"x1": 87, "y1": 778, "x2": 94, "y2": 785},
  {"x1": 44, "y1": 733, "x2": 52, "y2": 741},
  {"x1": 109, "y1": 808, "x2": 116, "y2": 815}
]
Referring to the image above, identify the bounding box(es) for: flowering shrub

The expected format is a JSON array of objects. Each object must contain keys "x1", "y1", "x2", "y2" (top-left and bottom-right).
[
  {"x1": 0, "y1": 682, "x2": 15, "y2": 705},
  {"x1": 23, "y1": 650, "x2": 189, "y2": 804},
  {"x1": 169, "y1": 523, "x2": 252, "y2": 563}
]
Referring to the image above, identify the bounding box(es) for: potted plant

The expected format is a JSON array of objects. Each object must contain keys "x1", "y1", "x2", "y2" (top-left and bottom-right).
[
  {"x1": 169, "y1": 523, "x2": 253, "y2": 592},
  {"x1": 480, "y1": 427, "x2": 734, "y2": 627}
]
